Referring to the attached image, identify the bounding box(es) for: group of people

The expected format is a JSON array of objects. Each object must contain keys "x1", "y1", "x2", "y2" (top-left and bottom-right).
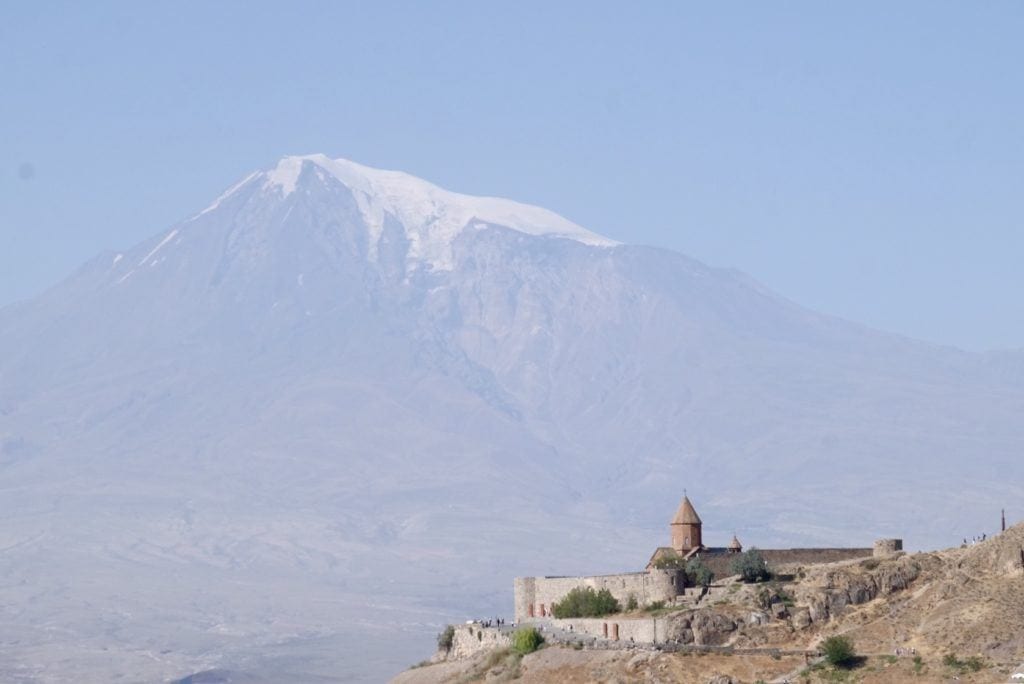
[
  {"x1": 894, "y1": 646, "x2": 917, "y2": 656},
  {"x1": 473, "y1": 617, "x2": 505, "y2": 628},
  {"x1": 963, "y1": 533, "x2": 987, "y2": 545}
]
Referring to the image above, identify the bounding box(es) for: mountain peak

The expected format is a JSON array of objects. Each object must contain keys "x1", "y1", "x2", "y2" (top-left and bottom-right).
[{"x1": 245, "y1": 154, "x2": 618, "y2": 270}]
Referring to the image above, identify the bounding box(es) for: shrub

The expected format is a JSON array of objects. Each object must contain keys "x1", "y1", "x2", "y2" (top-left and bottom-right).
[
  {"x1": 685, "y1": 557, "x2": 715, "y2": 587},
  {"x1": 964, "y1": 656, "x2": 984, "y2": 672},
  {"x1": 511, "y1": 626, "x2": 544, "y2": 655},
  {"x1": 912, "y1": 655, "x2": 924, "y2": 674},
  {"x1": 943, "y1": 653, "x2": 985, "y2": 673},
  {"x1": 625, "y1": 594, "x2": 638, "y2": 611},
  {"x1": 646, "y1": 600, "x2": 666, "y2": 611},
  {"x1": 731, "y1": 548, "x2": 771, "y2": 583},
  {"x1": 822, "y1": 635, "x2": 856, "y2": 668},
  {"x1": 437, "y1": 624, "x2": 455, "y2": 651},
  {"x1": 551, "y1": 586, "x2": 620, "y2": 618}
]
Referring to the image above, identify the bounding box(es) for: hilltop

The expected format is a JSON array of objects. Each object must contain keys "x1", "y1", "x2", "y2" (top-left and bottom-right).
[{"x1": 395, "y1": 525, "x2": 1024, "y2": 683}]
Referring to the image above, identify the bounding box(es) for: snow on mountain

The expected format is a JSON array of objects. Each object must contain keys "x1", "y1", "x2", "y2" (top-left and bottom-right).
[
  {"x1": 248, "y1": 153, "x2": 616, "y2": 271},
  {"x1": 1, "y1": 155, "x2": 1022, "y2": 683}
]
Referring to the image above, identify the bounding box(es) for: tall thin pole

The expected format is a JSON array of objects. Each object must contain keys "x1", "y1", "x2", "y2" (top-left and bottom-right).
[{"x1": 1003, "y1": 509, "x2": 1007, "y2": 533}]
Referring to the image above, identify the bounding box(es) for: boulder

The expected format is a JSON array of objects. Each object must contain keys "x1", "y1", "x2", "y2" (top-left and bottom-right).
[
  {"x1": 790, "y1": 608, "x2": 812, "y2": 629},
  {"x1": 690, "y1": 611, "x2": 737, "y2": 646}
]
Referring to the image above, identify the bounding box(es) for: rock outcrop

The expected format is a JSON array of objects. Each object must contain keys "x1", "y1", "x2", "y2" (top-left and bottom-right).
[{"x1": 794, "y1": 555, "x2": 925, "y2": 625}]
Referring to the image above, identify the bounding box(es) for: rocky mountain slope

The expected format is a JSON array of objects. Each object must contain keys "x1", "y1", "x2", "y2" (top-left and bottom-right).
[{"x1": 1, "y1": 155, "x2": 1022, "y2": 682}]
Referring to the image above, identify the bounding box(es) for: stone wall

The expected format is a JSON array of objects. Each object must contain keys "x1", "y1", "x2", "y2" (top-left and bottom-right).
[
  {"x1": 761, "y1": 548, "x2": 873, "y2": 567},
  {"x1": 547, "y1": 611, "x2": 740, "y2": 647},
  {"x1": 548, "y1": 616, "x2": 667, "y2": 644},
  {"x1": 514, "y1": 569, "x2": 684, "y2": 623},
  {"x1": 873, "y1": 539, "x2": 903, "y2": 557},
  {"x1": 442, "y1": 624, "x2": 511, "y2": 661},
  {"x1": 696, "y1": 548, "x2": 873, "y2": 580}
]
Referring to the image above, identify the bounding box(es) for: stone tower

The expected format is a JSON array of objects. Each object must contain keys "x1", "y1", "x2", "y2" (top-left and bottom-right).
[{"x1": 671, "y1": 495, "x2": 703, "y2": 554}]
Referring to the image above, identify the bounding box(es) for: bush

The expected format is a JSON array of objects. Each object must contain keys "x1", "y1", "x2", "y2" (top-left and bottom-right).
[
  {"x1": 511, "y1": 626, "x2": 544, "y2": 655},
  {"x1": 437, "y1": 624, "x2": 455, "y2": 651},
  {"x1": 551, "y1": 586, "x2": 620, "y2": 618},
  {"x1": 731, "y1": 548, "x2": 771, "y2": 583},
  {"x1": 625, "y1": 594, "x2": 638, "y2": 611},
  {"x1": 685, "y1": 557, "x2": 715, "y2": 587},
  {"x1": 943, "y1": 653, "x2": 985, "y2": 673},
  {"x1": 646, "y1": 600, "x2": 666, "y2": 611},
  {"x1": 822, "y1": 635, "x2": 856, "y2": 668}
]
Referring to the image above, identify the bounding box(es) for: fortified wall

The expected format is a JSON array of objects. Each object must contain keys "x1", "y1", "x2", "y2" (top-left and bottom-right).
[
  {"x1": 697, "y1": 547, "x2": 874, "y2": 580},
  {"x1": 440, "y1": 624, "x2": 511, "y2": 661},
  {"x1": 514, "y1": 494, "x2": 897, "y2": 625},
  {"x1": 514, "y1": 569, "x2": 683, "y2": 623}
]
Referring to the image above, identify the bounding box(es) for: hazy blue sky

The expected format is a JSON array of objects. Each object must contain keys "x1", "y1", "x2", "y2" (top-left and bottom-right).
[{"x1": 2, "y1": 2, "x2": 1021, "y2": 350}]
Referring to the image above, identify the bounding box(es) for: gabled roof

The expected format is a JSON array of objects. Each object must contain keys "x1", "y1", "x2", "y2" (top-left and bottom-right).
[
  {"x1": 671, "y1": 495, "x2": 702, "y2": 525},
  {"x1": 646, "y1": 546, "x2": 678, "y2": 567}
]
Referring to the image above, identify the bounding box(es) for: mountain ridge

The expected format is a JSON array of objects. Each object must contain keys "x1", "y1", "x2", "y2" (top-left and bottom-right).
[{"x1": 0, "y1": 156, "x2": 1022, "y2": 682}]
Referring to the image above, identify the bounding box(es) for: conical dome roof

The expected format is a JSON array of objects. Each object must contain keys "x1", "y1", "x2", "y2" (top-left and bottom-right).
[
  {"x1": 671, "y1": 496, "x2": 702, "y2": 525},
  {"x1": 729, "y1": 535, "x2": 742, "y2": 550}
]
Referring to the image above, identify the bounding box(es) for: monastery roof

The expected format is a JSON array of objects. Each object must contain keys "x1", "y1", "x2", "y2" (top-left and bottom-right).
[
  {"x1": 646, "y1": 546, "x2": 678, "y2": 569},
  {"x1": 671, "y1": 496, "x2": 702, "y2": 525},
  {"x1": 729, "y1": 535, "x2": 742, "y2": 550}
]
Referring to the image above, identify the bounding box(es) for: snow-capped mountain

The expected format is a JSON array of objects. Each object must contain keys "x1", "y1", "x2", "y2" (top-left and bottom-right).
[{"x1": 1, "y1": 155, "x2": 1022, "y2": 682}]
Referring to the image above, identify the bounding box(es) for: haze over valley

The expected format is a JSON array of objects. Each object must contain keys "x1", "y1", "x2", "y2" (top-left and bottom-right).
[{"x1": 1, "y1": 155, "x2": 1022, "y2": 682}]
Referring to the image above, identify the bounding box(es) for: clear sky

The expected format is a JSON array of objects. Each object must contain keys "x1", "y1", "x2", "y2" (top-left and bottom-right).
[{"x1": 2, "y1": 2, "x2": 1021, "y2": 350}]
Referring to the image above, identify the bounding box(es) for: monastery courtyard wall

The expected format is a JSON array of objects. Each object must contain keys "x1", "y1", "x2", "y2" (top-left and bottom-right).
[{"x1": 514, "y1": 569, "x2": 683, "y2": 623}]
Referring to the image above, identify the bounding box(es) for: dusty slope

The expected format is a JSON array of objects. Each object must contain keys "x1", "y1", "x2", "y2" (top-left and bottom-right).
[
  {"x1": 392, "y1": 648, "x2": 805, "y2": 684},
  {"x1": 815, "y1": 520, "x2": 1024, "y2": 659}
]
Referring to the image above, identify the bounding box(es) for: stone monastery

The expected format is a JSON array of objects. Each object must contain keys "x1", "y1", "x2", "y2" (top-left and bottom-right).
[{"x1": 514, "y1": 494, "x2": 901, "y2": 624}]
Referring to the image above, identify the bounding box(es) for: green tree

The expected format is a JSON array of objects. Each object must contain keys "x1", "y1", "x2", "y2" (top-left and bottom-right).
[
  {"x1": 437, "y1": 624, "x2": 455, "y2": 651},
  {"x1": 551, "y1": 586, "x2": 621, "y2": 618},
  {"x1": 731, "y1": 548, "x2": 771, "y2": 583},
  {"x1": 685, "y1": 557, "x2": 714, "y2": 587},
  {"x1": 821, "y1": 635, "x2": 856, "y2": 668},
  {"x1": 511, "y1": 626, "x2": 544, "y2": 655}
]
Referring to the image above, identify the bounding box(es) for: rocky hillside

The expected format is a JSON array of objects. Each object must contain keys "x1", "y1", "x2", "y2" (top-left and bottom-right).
[{"x1": 395, "y1": 525, "x2": 1024, "y2": 683}]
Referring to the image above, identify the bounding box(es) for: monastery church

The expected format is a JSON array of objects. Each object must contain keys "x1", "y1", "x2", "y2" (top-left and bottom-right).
[{"x1": 514, "y1": 494, "x2": 899, "y2": 623}]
